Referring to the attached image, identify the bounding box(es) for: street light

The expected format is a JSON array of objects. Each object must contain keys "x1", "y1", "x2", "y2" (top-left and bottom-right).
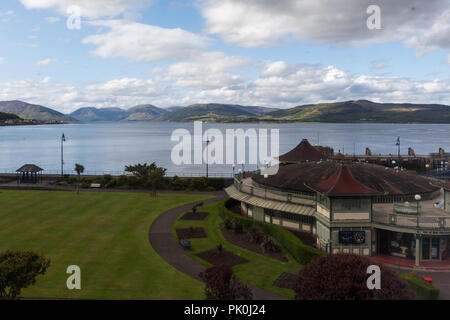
[
  {"x1": 232, "y1": 164, "x2": 235, "y2": 177},
  {"x1": 264, "y1": 173, "x2": 268, "y2": 199},
  {"x1": 414, "y1": 194, "x2": 421, "y2": 268},
  {"x1": 240, "y1": 160, "x2": 245, "y2": 175},
  {"x1": 205, "y1": 136, "x2": 210, "y2": 178},
  {"x1": 395, "y1": 136, "x2": 401, "y2": 168},
  {"x1": 61, "y1": 133, "x2": 66, "y2": 177}
]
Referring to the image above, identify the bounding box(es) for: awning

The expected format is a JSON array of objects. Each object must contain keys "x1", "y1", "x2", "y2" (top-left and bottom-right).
[{"x1": 225, "y1": 185, "x2": 315, "y2": 216}]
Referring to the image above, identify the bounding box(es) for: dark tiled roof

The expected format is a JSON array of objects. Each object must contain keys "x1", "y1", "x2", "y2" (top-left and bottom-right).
[
  {"x1": 252, "y1": 162, "x2": 438, "y2": 196},
  {"x1": 279, "y1": 139, "x2": 328, "y2": 162},
  {"x1": 306, "y1": 165, "x2": 381, "y2": 196},
  {"x1": 16, "y1": 164, "x2": 43, "y2": 172}
]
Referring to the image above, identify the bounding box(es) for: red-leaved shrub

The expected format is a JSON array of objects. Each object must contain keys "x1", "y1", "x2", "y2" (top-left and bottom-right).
[
  {"x1": 199, "y1": 265, "x2": 253, "y2": 300},
  {"x1": 294, "y1": 253, "x2": 417, "y2": 300}
]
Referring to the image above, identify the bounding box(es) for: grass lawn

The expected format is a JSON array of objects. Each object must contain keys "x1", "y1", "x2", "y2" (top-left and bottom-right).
[
  {"x1": 173, "y1": 201, "x2": 302, "y2": 299},
  {"x1": 0, "y1": 189, "x2": 214, "y2": 299}
]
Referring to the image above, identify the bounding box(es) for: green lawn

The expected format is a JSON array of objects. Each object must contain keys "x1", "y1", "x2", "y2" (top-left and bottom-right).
[
  {"x1": 0, "y1": 189, "x2": 214, "y2": 299},
  {"x1": 173, "y1": 201, "x2": 302, "y2": 299}
]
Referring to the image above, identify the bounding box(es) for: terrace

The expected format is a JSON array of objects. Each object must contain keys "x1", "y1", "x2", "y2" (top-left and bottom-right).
[{"x1": 372, "y1": 189, "x2": 450, "y2": 233}]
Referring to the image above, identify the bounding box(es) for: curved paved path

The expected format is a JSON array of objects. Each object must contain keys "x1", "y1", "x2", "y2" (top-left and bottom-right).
[{"x1": 149, "y1": 191, "x2": 286, "y2": 300}]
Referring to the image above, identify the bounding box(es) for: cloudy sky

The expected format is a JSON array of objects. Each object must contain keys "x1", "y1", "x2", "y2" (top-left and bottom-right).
[{"x1": 0, "y1": 0, "x2": 449, "y2": 113}]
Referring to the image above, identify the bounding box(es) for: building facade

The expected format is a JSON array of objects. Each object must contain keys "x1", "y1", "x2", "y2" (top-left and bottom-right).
[{"x1": 225, "y1": 139, "x2": 450, "y2": 265}]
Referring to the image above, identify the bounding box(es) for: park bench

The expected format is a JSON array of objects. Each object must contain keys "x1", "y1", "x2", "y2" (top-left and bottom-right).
[{"x1": 180, "y1": 238, "x2": 191, "y2": 250}]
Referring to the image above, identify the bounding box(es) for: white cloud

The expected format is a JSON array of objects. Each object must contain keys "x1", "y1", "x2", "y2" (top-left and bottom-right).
[
  {"x1": 0, "y1": 9, "x2": 14, "y2": 22},
  {"x1": 20, "y1": 0, "x2": 152, "y2": 19},
  {"x1": 36, "y1": 58, "x2": 57, "y2": 66},
  {"x1": 163, "y1": 52, "x2": 249, "y2": 89},
  {"x1": 45, "y1": 16, "x2": 60, "y2": 23},
  {"x1": 190, "y1": 63, "x2": 450, "y2": 107},
  {"x1": 0, "y1": 65, "x2": 448, "y2": 113},
  {"x1": 82, "y1": 20, "x2": 208, "y2": 62},
  {"x1": 404, "y1": 10, "x2": 450, "y2": 56},
  {"x1": 200, "y1": 0, "x2": 449, "y2": 55}
]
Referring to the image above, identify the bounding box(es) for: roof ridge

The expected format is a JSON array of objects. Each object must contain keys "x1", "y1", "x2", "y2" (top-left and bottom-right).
[{"x1": 326, "y1": 164, "x2": 343, "y2": 194}]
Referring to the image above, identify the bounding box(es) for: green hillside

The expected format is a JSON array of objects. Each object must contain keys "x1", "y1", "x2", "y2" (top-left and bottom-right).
[
  {"x1": 0, "y1": 100, "x2": 76, "y2": 122},
  {"x1": 259, "y1": 100, "x2": 450, "y2": 123},
  {"x1": 155, "y1": 103, "x2": 276, "y2": 122},
  {"x1": 0, "y1": 111, "x2": 20, "y2": 121}
]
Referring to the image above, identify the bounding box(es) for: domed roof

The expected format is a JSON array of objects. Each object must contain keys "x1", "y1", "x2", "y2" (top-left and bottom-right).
[{"x1": 252, "y1": 162, "x2": 439, "y2": 196}]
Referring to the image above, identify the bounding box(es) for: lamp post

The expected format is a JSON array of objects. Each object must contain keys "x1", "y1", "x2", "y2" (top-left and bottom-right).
[
  {"x1": 240, "y1": 160, "x2": 245, "y2": 176},
  {"x1": 264, "y1": 173, "x2": 268, "y2": 199},
  {"x1": 232, "y1": 164, "x2": 235, "y2": 177},
  {"x1": 396, "y1": 136, "x2": 401, "y2": 168},
  {"x1": 415, "y1": 194, "x2": 421, "y2": 267},
  {"x1": 205, "y1": 136, "x2": 210, "y2": 178},
  {"x1": 61, "y1": 133, "x2": 66, "y2": 177}
]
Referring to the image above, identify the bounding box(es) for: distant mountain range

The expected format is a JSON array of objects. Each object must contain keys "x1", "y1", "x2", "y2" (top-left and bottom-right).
[
  {"x1": 69, "y1": 104, "x2": 169, "y2": 122},
  {"x1": 0, "y1": 100, "x2": 76, "y2": 122},
  {"x1": 155, "y1": 103, "x2": 278, "y2": 122},
  {"x1": 257, "y1": 100, "x2": 450, "y2": 123},
  {"x1": 1, "y1": 100, "x2": 449, "y2": 123}
]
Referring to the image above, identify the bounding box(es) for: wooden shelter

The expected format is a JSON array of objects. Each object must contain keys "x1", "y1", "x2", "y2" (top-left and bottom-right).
[{"x1": 16, "y1": 164, "x2": 43, "y2": 184}]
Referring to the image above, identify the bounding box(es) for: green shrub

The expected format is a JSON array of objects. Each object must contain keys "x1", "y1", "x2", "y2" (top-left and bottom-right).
[
  {"x1": 116, "y1": 175, "x2": 128, "y2": 187},
  {"x1": 206, "y1": 178, "x2": 226, "y2": 190},
  {"x1": 102, "y1": 174, "x2": 113, "y2": 187},
  {"x1": 222, "y1": 218, "x2": 233, "y2": 230},
  {"x1": 58, "y1": 180, "x2": 68, "y2": 186},
  {"x1": 219, "y1": 199, "x2": 324, "y2": 264},
  {"x1": 261, "y1": 236, "x2": 281, "y2": 253},
  {"x1": 171, "y1": 176, "x2": 188, "y2": 190},
  {"x1": 68, "y1": 177, "x2": 77, "y2": 184},
  {"x1": 189, "y1": 177, "x2": 208, "y2": 191},
  {"x1": 81, "y1": 181, "x2": 91, "y2": 189},
  {"x1": 398, "y1": 272, "x2": 439, "y2": 300}
]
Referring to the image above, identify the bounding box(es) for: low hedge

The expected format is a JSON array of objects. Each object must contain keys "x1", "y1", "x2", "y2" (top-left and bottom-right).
[
  {"x1": 398, "y1": 272, "x2": 440, "y2": 300},
  {"x1": 219, "y1": 199, "x2": 324, "y2": 265}
]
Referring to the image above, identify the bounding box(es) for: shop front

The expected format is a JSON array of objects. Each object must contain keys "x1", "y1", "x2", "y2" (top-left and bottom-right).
[{"x1": 376, "y1": 228, "x2": 450, "y2": 261}]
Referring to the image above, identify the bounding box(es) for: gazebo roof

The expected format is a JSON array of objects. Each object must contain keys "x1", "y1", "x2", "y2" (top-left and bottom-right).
[
  {"x1": 279, "y1": 139, "x2": 327, "y2": 162},
  {"x1": 16, "y1": 164, "x2": 44, "y2": 173},
  {"x1": 305, "y1": 165, "x2": 381, "y2": 197}
]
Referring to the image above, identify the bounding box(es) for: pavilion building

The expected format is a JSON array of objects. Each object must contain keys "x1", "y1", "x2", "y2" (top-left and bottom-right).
[
  {"x1": 225, "y1": 139, "x2": 450, "y2": 265},
  {"x1": 16, "y1": 164, "x2": 43, "y2": 184}
]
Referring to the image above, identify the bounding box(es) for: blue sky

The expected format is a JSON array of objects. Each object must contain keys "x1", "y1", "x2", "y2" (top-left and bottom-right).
[{"x1": 0, "y1": 0, "x2": 448, "y2": 113}]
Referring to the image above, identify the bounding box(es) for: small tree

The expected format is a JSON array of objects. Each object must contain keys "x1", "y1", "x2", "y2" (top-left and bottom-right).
[
  {"x1": 199, "y1": 265, "x2": 253, "y2": 300},
  {"x1": 125, "y1": 162, "x2": 167, "y2": 196},
  {"x1": 74, "y1": 163, "x2": 85, "y2": 194},
  {"x1": 148, "y1": 164, "x2": 166, "y2": 197},
  {"x1": 0, "y1": 250, "x2": 50, "y2": 299},
  {"x1": 294, "y1": 253, "x2": 417, "y2": 300}
]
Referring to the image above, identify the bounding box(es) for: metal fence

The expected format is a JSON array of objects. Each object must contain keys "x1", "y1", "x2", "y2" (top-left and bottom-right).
[
  {"x1": 373, "y1": 211, "x2": 450, "y2": 230},
  {"x1": 233, "y1": 176, "x2": 315, "y2": 205},
  {"x1": 0, "y1": 169, "x2": 233, "y2": 178}
]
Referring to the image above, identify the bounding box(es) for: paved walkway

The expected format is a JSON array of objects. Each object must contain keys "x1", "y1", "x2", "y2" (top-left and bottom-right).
[
  {"x1": 148, "y1": 191, "x2": 286, "y2": 300},
  {"x1": 372, "y1": 254, "x2": 450, "y2": 271}
]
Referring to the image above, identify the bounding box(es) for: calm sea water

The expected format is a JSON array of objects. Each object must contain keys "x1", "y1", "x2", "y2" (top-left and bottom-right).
[{"x1": 0, "y1": 122, "x2": 449, "y2": 176}]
